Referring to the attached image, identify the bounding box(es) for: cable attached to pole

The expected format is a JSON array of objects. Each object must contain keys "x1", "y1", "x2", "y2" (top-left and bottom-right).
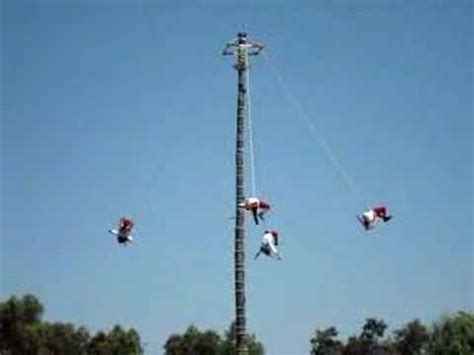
[
  {"x1": 263, "y1": 52, "x2": 368, "y2": 208},
  {"x1": 246, "y1": 60, "x2": 258, "y2": 198}
]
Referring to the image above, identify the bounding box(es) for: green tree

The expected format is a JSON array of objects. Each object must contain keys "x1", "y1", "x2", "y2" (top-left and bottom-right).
[
  {"x1": 88, "y1": 331, "x2": 109, "y2": 354},
  {"x1": 310, "y1": 326, "x2": 343, "y2": 355},
  {"x1": 429, "y1": 311, "x2": 474, "y2": 355},
  {"x1": 1, "y1": 294, "x2": 143, "y2": 354},
  {"x1": 163, "y1": 322, "x2": 264, "y2": 355},
  {"x1": 163, "y1": 325, "x2": 220, "y2": 355},
  {"x1": 360, "y1": 318, "x2": 387, "y2": 342},
  {"x1": 220, "y1": 322, "x2": 264, "y2": 355},
  {"x1": 163, "y1": 333, "x2": 186, "y2": 355},
  {"x1": 35, "y1": 322, "x2": 90, "y2": 355},
  {"x1": 343, "y1": 318, "x2": 390, "y2": 355},
  {"x1": 343, "y1": 336, "x2": 366, "y2": 355},
  {"x1": 88, "y1": 325, "x2": 143, "y2": 355},
  {"x1": 0, "y1": 294, "x2": 44, "y2": 354},
  {"x1": 393, "y1": 319, "x2": 429, "y2": 355}
]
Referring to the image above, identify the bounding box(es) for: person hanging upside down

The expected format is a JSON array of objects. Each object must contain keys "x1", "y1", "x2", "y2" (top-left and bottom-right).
[
  {"x1": 255, "y1": 229, "x2": 281, "y2": 260},
  {"x1": 358, "y1": 206, "x2": 393, "y2": 230},
  {"x1": 240, "y1": 197, "x2": 271, "y2": 225},
  {"x1": 108, "y1": 217, "x2": 135, "y2": 245}
]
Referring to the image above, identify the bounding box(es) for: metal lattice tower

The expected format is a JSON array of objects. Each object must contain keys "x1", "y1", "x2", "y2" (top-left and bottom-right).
[{"x1": 223, "y1": 32, "x2": 264, "y2": 355}]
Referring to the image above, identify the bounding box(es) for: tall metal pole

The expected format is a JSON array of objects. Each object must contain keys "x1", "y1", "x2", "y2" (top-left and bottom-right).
[{"x1": 223, "y1": 32, "x2": 264, "y2": 355}]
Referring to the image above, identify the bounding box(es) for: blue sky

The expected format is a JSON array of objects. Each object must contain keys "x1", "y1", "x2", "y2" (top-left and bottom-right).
[{"x1": 1, "y1": 1, "x2": 472, "y2": 354}]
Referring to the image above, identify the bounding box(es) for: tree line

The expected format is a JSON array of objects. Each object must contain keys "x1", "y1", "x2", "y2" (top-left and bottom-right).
[
  {"x1": 0, "y1": 294, "x2": 142, "y2": 354},
  {"x1": 310, "y1": 314, "x2": 474, "y2": 355},
  {"x1": 1, "y1": 294, "x2": 472, "y2": 354}
]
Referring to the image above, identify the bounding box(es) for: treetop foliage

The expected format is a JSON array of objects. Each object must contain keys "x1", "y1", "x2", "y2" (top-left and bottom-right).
[
  {"x1": 0, "y1": 294, "x2": 143, "y2": 355},
  {"x1": 311, "y1": 314, "x2": 474, "y2": 355},
  {"x1": 163, "y1": 322, "x2": 264, "y2": 355},
  {"x1": 2, "y1": 294, "x2": 472, "y2": 355}
]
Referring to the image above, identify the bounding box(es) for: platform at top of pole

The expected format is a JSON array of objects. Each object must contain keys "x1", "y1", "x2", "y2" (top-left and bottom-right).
[{"x1": 222, "y1": 32, "x2": 265, "y2": 70}]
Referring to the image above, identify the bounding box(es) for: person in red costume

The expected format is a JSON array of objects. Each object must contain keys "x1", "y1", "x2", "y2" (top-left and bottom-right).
[
  {"x1": 108, "y1": 217, "x2": 135, "y2": 245},
  {"x1": 358, "y1": 206, "x2": 392, "y2": 230},
  {"x1": 240, "y1": 197, "x2": 271, "y2": 225}
]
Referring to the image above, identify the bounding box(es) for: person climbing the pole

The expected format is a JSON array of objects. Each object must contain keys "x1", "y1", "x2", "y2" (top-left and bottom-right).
[
  {"x1": 255, "y1": 229, "x2": 281, "y2": 260},
  {"x1": 108, "y1": 217, "x2": 135, "y2": 245},
  {"x1": 358, "y1": 206, "x2": 393, "y2": 230},
  {"x1": 240, "y1": 197, "x2": 271, "y2": 225}
]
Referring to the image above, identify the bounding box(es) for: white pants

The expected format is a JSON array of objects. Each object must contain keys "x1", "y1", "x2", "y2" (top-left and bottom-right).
[
  {"x1": 262, "y1": 233, "x2": 278, "y2": 255},
  {"x1": 363, "y1": 209, "x2": 376, "y2": 223}
]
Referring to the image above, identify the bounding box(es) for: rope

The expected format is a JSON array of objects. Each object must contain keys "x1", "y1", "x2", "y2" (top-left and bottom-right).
[
  {"x1": 245, "y1": 55, "x2": 258, "y2": 198},
  {"x1": 263, "y1": 52, "x2": 368, "y2": 208}
]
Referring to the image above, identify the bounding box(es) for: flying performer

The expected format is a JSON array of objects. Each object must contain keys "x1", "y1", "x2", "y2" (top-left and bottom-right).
[
  {"x1": 358, "y1": 206, "x2": 393, "y2": 230},
  {"x1": 108, "y1": 217, "x2": 135, "y2": 245},
  {"x1": 254, "y1": 229, "x2": 281, "y2": 260},
  {"x1": 240, "y1": 197, "x2": 271, "y2": 225}
]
